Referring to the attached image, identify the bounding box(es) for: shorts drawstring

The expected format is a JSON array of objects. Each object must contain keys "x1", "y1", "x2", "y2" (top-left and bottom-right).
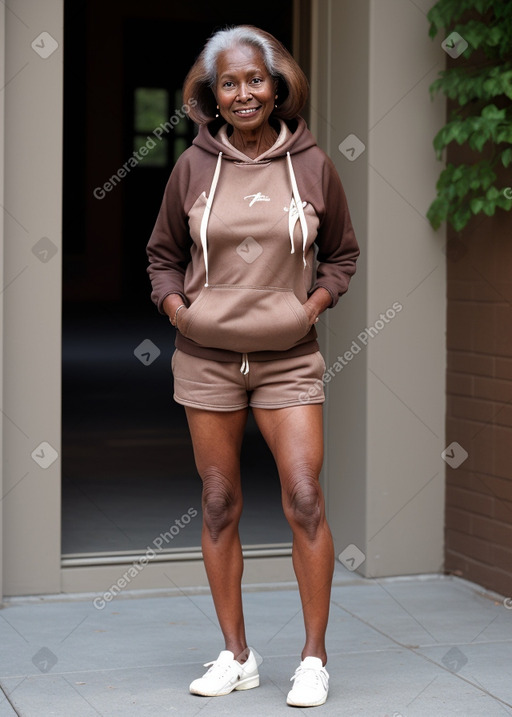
[{"x1": 240, "y1": 353, "x2": 250, "y2": 375}]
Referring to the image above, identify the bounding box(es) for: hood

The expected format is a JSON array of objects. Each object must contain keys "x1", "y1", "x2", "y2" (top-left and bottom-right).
[{"x1": 192, "y1": 116, "x2": 317, "y2": 161}]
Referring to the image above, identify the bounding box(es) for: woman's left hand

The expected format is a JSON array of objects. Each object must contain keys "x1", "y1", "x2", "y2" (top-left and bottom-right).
[
  {"x1": 302, "y1": 287, "x2": 332, "y2": 326},
  {"x1": 302, "y1": 301, "x2": 320, "y2": 327}
]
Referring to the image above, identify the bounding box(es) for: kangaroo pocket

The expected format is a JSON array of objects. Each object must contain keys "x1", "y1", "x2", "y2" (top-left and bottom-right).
[{"x1": 179, "y1": 285, "x2": 311, "y2": 353}]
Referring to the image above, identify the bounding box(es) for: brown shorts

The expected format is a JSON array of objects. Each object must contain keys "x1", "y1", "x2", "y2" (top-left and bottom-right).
[{"x1": 171, "y1": 349, "x2": 326, "y2": 411}]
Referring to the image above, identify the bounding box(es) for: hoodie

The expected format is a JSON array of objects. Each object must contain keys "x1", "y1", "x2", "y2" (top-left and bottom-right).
[{"x1": 146, "y1": 116, "x2": 359, "y2": 363}]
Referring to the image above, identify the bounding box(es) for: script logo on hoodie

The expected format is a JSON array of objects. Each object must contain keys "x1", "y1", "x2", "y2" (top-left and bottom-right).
[{"x1": 244, "y1": 192, "x2": 270, "y2": 207}]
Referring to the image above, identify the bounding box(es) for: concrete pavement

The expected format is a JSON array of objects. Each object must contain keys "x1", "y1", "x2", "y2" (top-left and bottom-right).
[{"x1": 1, "y1": 563, "x2": 511, "y2": 716}]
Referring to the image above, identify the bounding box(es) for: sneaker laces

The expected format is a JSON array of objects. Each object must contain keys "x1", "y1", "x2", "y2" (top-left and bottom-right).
[
  {"x1": 290, "y1": 664, "x2": 328, "y2": 691},
  {"x1": 202, "y1": 658, "x2": 235, "y2": 681}
]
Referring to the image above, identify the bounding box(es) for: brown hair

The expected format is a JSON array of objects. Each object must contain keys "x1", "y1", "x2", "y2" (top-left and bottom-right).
[{"x1": 182, "y1": 25, "x2": 309, "y2": 125}]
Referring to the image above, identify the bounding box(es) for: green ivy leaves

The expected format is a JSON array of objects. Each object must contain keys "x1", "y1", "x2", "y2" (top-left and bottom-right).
[
  {"x1": 428, "y1": 0, "x2": 493, "y2": 34},
  {"x1": 429, "y1": 2, "x2": 512, "y2": 59},
  {"x1": 427, "y1": 0, "x2": 512, "y2": 231},
  {"x1": 427, "y1": 161, "x2": 512, "y2": 230},
  {"x1": 433, "y1": 104, "x2": 512, "y2": 156},
  {"x1": 430, "y1": 65, "x2": 512, "y2": 107}
]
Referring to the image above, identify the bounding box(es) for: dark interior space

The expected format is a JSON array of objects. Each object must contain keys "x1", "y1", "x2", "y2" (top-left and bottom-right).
[{"x1": 62, "y1": 0, "x2": 304, "y2": 556}]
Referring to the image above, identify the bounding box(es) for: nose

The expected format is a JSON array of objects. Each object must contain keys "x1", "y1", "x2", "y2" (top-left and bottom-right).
[{"x1": 236, "y1": 83, "x2": 252, "y2": 102}]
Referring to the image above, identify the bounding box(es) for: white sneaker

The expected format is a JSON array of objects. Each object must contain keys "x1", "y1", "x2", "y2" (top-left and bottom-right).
[
  {"x1": 286, "y1": 656, "x2": 329, "y2": 707},
  {"x1": 189, "y1": 649, "x2": 260, "y2": 696}
]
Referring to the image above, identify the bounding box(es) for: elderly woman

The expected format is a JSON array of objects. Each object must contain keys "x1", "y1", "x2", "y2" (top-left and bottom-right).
[{"x1": 146, "y1": 25, "x2": 359, "y2": 708}]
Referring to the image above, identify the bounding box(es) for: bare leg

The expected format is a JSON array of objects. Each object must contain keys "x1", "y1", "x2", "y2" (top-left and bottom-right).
[
  {"x1": 252, "y1": 404, "x2": 334, "y2": 665},
  {"x1": 185, "y1": 406, "x2": 249, "y2": 661}
]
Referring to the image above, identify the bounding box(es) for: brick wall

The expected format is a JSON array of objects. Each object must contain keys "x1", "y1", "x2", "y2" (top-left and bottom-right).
[{"x1": 445, "y1": 204, "x2": 512, "y2": 597}]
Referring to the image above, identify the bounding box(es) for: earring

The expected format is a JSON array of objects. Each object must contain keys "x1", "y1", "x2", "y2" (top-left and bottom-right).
[
  {"x1": 215, "y1": 104, "x2": 219, "y2": 118},
  {"x1": 274, "y1": 94, "x2": 278, "y2": 109}
]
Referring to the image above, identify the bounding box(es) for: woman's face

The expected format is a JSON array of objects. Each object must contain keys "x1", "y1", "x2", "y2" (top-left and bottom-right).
[{"x1": 215, "y1": 44, "x2": 277, "y2": 132}]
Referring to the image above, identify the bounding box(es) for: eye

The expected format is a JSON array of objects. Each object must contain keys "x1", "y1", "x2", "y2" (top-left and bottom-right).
[
  {"x1": 251, "y1": 78, "x2": 262, "y2": 85},
  {"x1": 223, "y1": 81, "x2": 235, "y2": 88}
]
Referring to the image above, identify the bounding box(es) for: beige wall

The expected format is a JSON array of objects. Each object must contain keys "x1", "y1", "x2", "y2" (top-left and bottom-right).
[
  {"x1": 312, "y1": 0, "x2": 446, "y2": 577},
  {"x1": 311, "y1": 0, "x2": 370, "y2": 571},
  {"x1": 0, "y1": 0, "x2": 5, "y2": 604},
  {"x1": 2, "y1": 0, "x2": 63, "y2": 596}
]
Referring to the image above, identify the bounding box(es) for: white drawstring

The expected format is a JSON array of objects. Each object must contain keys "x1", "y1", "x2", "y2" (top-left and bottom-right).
[
  {"x1": 288, "y1": 198, "x2": 297, "y2": 255},
  {"x1": 201, "y1": 151, "x2": 307, "y2": 281},
  {"x1": 200, "y1": 152, "x2": 223, "y2": 287},
  {"x1": 286, "y1": 152, "x2": 308, "y2": 267},
  {"x1": 240, "y1": 353, "x2": 250, "y2": 375}
]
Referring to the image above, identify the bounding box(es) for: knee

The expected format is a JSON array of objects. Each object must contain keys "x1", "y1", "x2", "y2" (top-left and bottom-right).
[
  {"x1": 201, "y1": 469, "x2": 241, "y2": 541},
  {"x1": 284, "y1": 469, "x2": 324, "y2": 539}
]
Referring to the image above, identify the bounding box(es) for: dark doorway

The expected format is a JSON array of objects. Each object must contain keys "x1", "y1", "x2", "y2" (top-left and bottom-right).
[{"x1": 62, "y1": 0, "x2": 304, "y2": 558}]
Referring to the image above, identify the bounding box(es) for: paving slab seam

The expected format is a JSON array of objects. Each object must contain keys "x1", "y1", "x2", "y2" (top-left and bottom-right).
[
  {"x1": 1, "y1": 573, "x2": 506, "y2": 608},
  {"x1": 453, "y1": 638, "x2": 512, "y2": 646},
  {"x1": 5, "y1": 572, "x2": 502, "y2": 609},
  {"x1": 1, "y1": 572, "x2": 459, "y2": 607},
  {"x1": 0, "y1": 662, "x2": 209, "y2": 680},
  {"x1": 0, "y1": 681, "x2": 22, "y2": 716},
  {"x1": 331, "y1": 597, "x2": 512, "y2": 712},
  {"x1": 0, "y1": 646, "x2": 410, "y2": 682},
  {"x1": 409, "y1": 649, "x2": 512, "y2": 713},
  {"x1": 243, "y1": 647, "x2": 405, "y2": 660}
]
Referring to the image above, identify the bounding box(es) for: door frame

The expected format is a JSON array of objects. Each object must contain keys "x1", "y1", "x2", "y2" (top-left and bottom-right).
[{"x1": 1, "y1": 0, "x2": 314, "y2": 599}]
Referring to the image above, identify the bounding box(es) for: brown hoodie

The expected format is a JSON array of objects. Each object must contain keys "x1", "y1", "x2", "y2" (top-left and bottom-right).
[{"x1": 146, "y1": 117, "x2": 359, "y2": 362}]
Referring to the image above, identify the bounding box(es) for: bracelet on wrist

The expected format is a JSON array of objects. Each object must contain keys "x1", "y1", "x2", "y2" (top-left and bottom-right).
[{"x1": 170, "y1": 303, "x2": 186, "y2": 327}]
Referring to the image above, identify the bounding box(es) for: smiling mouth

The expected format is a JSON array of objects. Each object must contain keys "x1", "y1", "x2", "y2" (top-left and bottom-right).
[{"x1": 233, "y1": 106, "x2": 261, "y2": 116}]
